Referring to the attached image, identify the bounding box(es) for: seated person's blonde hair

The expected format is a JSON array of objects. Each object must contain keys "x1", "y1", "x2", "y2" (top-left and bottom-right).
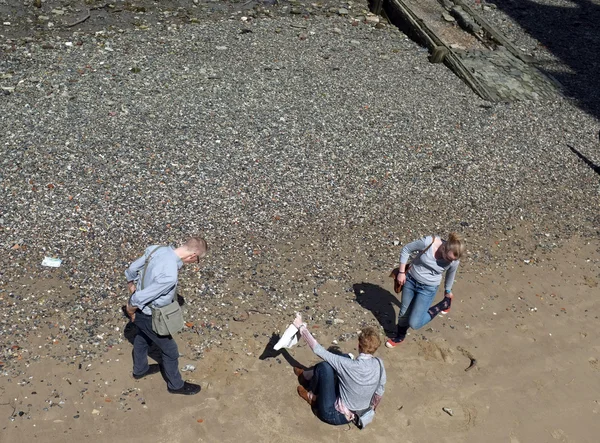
[{"x1": 358, "y1": 327, "x2": 382, "y2": 355}]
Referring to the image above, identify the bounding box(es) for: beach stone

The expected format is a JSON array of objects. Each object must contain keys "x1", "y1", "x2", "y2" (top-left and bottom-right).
[
  {"x1": 442, "y1": 12, "x2": 455, "y2": 22},
  {"x1": 365, "y1": 14, "x2": 380, "y2": 24}
]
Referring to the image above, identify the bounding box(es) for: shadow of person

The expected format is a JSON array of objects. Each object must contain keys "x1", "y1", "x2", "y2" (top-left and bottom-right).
[
  {"x1": 354, "y1": 282, "x2": 401, "y2": 336},
  {"x1": 259, "y1": 332, "x2": 308, "y2": 370}
]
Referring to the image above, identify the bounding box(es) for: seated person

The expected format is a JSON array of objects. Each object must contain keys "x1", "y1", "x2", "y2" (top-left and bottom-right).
[{"x1": 292, "y1": 314, "x2": 387, "y2": 426}]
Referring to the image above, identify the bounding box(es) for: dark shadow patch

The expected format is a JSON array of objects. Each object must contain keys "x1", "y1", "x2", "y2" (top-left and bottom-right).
[
  {"x1": 471, "y1": 0, "x2": 600, "y2": 119},
  {"x1": 568, "y1": 144, "x2": 600, "y2": 175},
  {"x1": 353, "y1": 282, "x2": 400, "y2": 336},
  {"x1": 258, "y1": 333, "x2": 308, "y2": 370}
]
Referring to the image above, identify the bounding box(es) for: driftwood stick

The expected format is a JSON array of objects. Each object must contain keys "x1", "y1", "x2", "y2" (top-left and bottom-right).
[
  {"x1": 457, "y1": 346, "x2": 478, "y2": 371},
  {"x1": 389, "y1": 0, "x2": 495, "y2": 100}
]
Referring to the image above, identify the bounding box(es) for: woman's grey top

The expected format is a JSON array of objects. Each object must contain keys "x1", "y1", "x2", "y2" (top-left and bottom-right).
[{"x1": 399, "y1": 235, "x2": 459, "y2": 291}]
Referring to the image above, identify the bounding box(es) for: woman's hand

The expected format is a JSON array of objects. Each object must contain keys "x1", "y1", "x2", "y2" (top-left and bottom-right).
[
  {"x1": 396, "y1": 272, "x2": 406, "y2": 286},
  {"x1": 292, "y1": 312, "x2": 303, "y2": 329},
  {"x1": 128, "y1": 281, "x2": 136, "y2": 294}
]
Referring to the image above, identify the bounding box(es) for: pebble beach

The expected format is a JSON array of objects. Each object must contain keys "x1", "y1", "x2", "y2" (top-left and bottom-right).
[{"x1": 1, "y1": 1, "x2": 599, "y2": 442}]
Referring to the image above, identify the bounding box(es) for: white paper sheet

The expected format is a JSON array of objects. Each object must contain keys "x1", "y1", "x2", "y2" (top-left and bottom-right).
[{"x1": 273, "y1": 323, "x2": 299, "y2": 350}]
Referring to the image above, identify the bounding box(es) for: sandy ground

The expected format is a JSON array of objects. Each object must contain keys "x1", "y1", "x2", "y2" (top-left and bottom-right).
[
  {"x1": 1, "y1": 1, "x2": 599, "y2": 442},
  {"x1": 1, "y1": 235, "x2": 599, "y2": 443}
]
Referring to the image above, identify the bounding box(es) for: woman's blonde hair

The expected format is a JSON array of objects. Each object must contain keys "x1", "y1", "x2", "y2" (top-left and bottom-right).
[{"x1": 446, "y1": 232, "x2": 465, "y2": 259}]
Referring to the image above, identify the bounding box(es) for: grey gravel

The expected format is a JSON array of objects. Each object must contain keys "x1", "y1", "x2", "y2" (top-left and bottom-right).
[{"x1": 0, "y1": 2, "x2": 599, "y2": 378}]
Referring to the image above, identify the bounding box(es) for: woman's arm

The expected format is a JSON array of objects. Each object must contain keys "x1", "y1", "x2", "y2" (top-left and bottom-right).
[
  {"x1": 399, "y1": 236, "x2": 431, "y2": 266},
  {"x1": 294, "y1": 314, "x2": 352, "y2": 373},
  {"x1": 297, "y1": 323, "x2": 319, "y2": 350},
  {"x1": 372, "y1": 394, "x2": 382, "y2": 410},
  {"x1": 444, "y1": 260, "x2": 460, "y2": 292}
]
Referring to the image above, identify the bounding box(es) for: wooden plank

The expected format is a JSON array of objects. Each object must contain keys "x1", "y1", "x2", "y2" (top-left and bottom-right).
[
  {"x1": 452, "y1": 0, "x2": 533, "y2": 63},
  {"x1": 386, "y1": 0, "x2": 496, "y2": 101}
]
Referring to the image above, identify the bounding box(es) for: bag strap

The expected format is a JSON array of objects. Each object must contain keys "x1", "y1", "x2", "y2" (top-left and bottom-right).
[
  {"x1": 369, "y1": 357, "x2": 384, "y2": 407},
  {"x1": 420, "y1": 235, "x2": 436, "y2": 257},
  {"x1": 404, "y1": 236, "x2": 435, "y2": 273},
  {"x1": 141, "y1": 246, "x2": 164, "y2": 290}
]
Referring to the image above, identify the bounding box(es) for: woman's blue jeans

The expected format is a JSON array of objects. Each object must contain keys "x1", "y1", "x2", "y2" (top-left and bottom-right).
[
  {"x1": 310, "y1": 362, "x2": 350, "y2": 426},
  {"x1": 397, "y1": 274, "x2": 439, "y2": 330}
]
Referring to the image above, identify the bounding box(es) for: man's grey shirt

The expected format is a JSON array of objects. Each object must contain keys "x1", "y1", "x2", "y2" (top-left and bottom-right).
[{"x1": 125, "y1": 245, "x2": 182, "y2": 315}]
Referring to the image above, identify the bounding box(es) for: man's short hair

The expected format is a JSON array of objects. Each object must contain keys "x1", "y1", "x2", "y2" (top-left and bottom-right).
[
  {"x1": 183, "y1": 237, "x2": 208, "y2": 257},
  {"x1": 358, "y1": 327, "x2": 381, "y2": 355}
]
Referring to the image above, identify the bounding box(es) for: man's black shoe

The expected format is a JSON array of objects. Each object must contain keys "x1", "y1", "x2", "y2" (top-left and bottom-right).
[
  {"x1": 168, "y1": 382, "x2": 201, "y2": 395},
  {"x1": 133, "y1": 364, "x2": 161, "y2": 380}
]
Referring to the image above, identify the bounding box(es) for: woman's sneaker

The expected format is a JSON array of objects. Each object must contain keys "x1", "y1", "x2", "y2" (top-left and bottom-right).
[
  {"x1": 385, "y1": 337, "x2": 404, "y2": 348},
  {"x1": 440, "y1": 293, "x2": 453, "y2": 315}
]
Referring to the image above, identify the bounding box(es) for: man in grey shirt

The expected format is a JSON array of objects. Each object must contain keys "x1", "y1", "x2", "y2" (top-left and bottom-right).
[{"x1": 125, "y1": 237, "x2": 207, "y2": 395}]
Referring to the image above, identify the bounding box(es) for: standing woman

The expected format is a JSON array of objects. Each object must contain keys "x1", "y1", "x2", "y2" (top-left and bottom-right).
[{"x1": 386, "y1": 233, "x2": 465, "y2": 348}]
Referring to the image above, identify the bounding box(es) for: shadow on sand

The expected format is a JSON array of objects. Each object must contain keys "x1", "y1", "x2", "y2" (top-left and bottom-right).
[{"x1": 353, "y1": 282, "x2": 400, "y2": 337}]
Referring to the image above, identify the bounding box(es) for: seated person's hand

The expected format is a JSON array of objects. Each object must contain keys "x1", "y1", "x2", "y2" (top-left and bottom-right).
[{"x1": 293, "y1": 312, "x2": 303, "y2": 329}]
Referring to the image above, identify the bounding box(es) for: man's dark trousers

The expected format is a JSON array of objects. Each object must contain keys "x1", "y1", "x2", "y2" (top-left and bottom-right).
[{"x1": 133, "y1": 311, "x2": 184, "y2": 390}]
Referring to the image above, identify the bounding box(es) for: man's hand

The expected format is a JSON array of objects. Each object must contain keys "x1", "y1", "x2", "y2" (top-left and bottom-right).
[
  {"x1": 128, "y1": 282, "x2": 136, "y2": 294},
  {"x1": 126, "y1": 303, "x2": 137, "y2": 322}
]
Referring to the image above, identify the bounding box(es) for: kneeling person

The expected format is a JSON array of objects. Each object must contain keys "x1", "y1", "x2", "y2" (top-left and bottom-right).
[{"x1": 293, "y1": 314, "x2": 386, "y2": 427}]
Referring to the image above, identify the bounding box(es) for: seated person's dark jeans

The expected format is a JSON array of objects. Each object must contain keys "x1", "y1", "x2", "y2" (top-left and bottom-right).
[{"x1": 310, "y1": 361, "x2": 350, "y2": 425}]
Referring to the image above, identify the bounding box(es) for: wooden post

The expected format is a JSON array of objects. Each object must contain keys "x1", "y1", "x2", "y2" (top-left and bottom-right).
[{"x1": 429, "y1": 46, "x2": 448, "y2": 63}]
